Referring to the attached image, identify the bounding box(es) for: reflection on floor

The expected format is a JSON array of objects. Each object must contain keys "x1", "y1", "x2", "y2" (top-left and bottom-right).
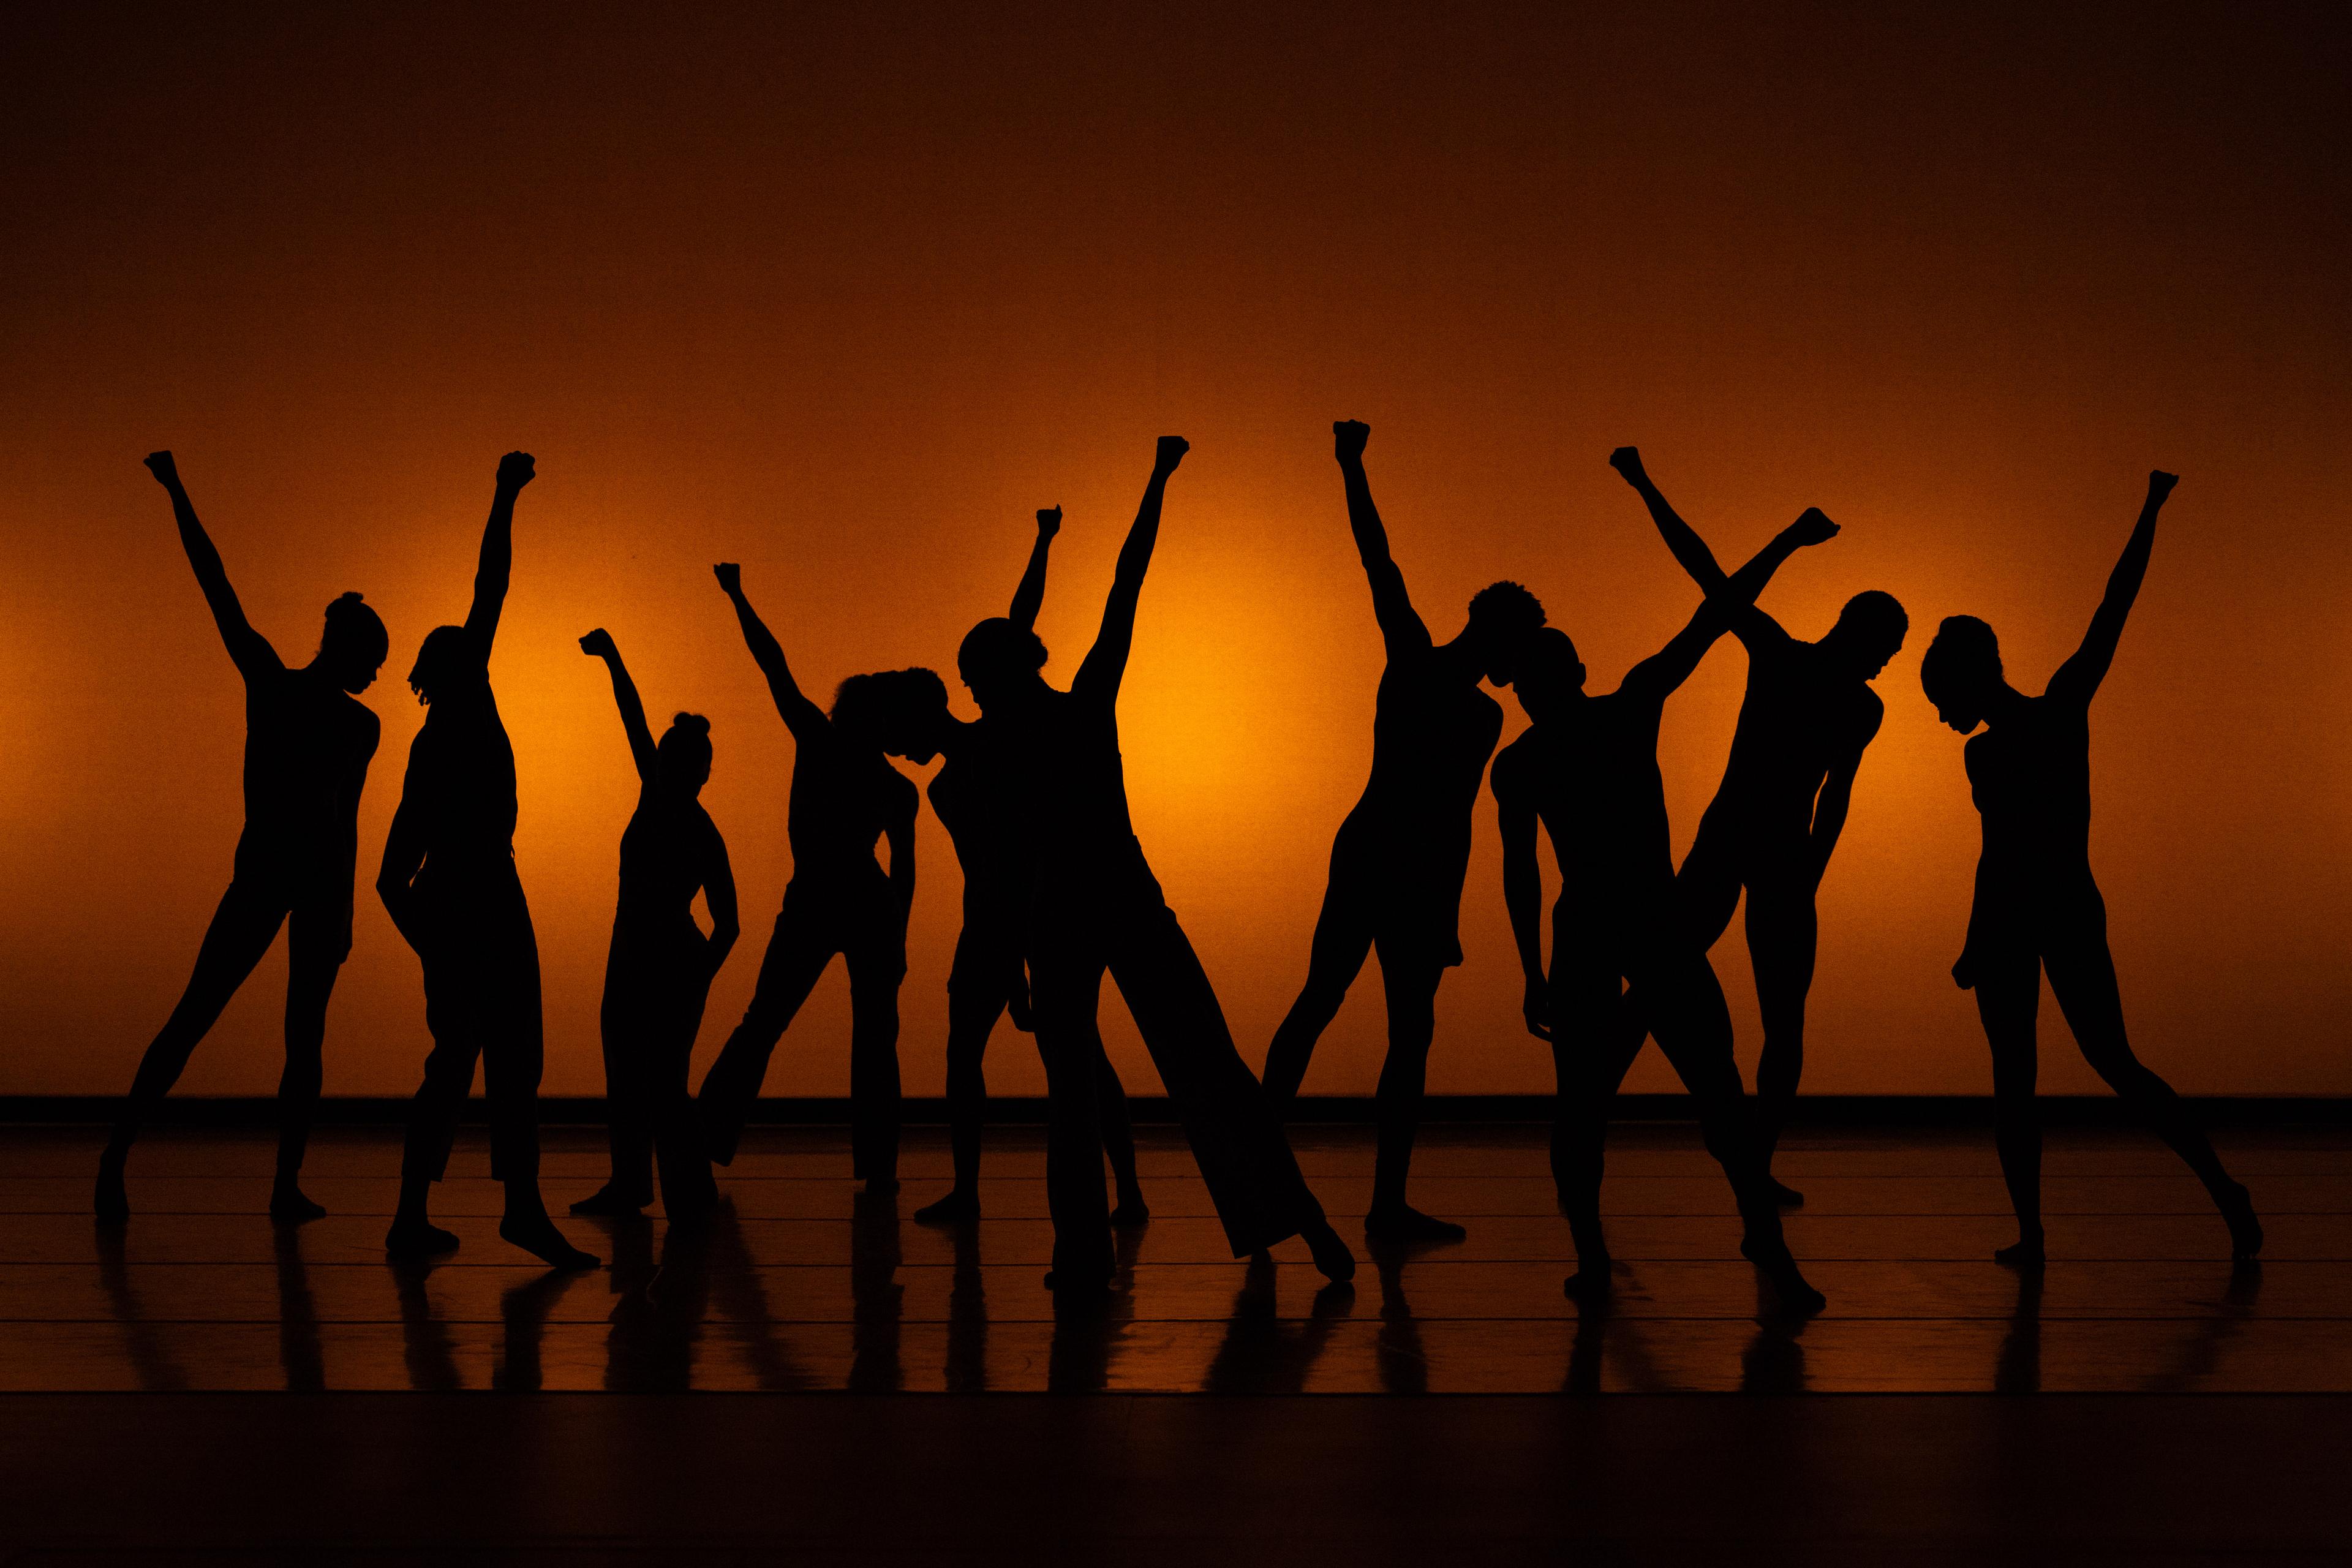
[{"x1": 6, "y1": 1122, "x2": 2337, "y2": 1394}]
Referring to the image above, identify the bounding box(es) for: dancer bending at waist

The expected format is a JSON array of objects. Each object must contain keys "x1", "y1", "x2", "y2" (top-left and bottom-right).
[
  {"x1": 377, "y1": 451, "x2": 595, "y2": 1268},
  {"x1": 962, "y1": 436, "x2": 1355, "y2": 1294},
  {"x1": 574, "y1": 629, "x2": 738, "y2": 1220},
  {"x1": 1608, "y1": 447, "x2": 1908, "y2": 1204},
  {"x1": 910, "y1": 505, "x2": 1147, "y2": 1227},
  {"x1": 695, "y1": 564, "x2": 941, "y2": 1192},
  {"x1": 1920, "y1": 469, "x2": 2260, "y2": 1265},
  {"x1": 98, "y1": 451, "x2": 387, "y2": 1224},
  {"x1": 1493, "y1": 489, "x2": 1838, "y2": 1313},
  {"x1": 1262, "y1": 420, "x2": 1545, "y2": 1243}
]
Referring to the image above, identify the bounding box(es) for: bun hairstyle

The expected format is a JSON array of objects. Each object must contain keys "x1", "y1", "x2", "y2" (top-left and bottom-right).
[
  {"x1": 658, "y1": 712, "x2": 714, "y2": 774},
  {"x1": 320, "y1": 590, "x2": 388, "y2": 666},
  {"x1": 1919, "y1": 614, "x2": 2000, "y2": 707}
]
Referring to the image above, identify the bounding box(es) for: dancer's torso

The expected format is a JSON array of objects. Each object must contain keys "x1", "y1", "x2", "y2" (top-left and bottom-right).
[
  {"x1": 786, "y1": 723, "x2": 914, "y2": 895},
  {"x1": 1498, "y1": 688, "x2": 1676, "y2": 913},
  {"x1": 238, "y1": 663, "x2": 380, "y2": 876},
  {"x1": 407, "y1": 673, "x2": 518, "y2": 875},
  {"x1": 1703, "y1": 637, "x2": 1876, "y2": 846},
  {"x1": 1342, "y1": 649, "x2": 1505, "y2": 883},
  {"x1": 930, "y1": 716, "x2": 1031, "y2": 919},
  {"x1": 1965, "y1": 692, "x2": 2095, "y2": 905},
  {"x1": 616, "y1": 791, "x2": 723, "y2": 941}
]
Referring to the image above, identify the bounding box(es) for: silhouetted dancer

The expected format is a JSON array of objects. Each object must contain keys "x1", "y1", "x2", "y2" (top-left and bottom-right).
[
  {"x1": 911, "y1": 505, "x2": 1145, "y2": 1226},
  {"x1": 1493, "y1": 501, "x2": 1838, "y2": 1313},
  {"x1": 961, "y1": 437, "x2": 1355, "y2": 1294},
  {"x1": 96, "y1": 451, "x2": 386, "y2": 1225},
  {"x1": 376, "y1": 451, "x2": 596, "y2": 1270},
  {"x1": 1920, "y1": 469, "x2": 2260, "y2": 1264},
  {"x1": 1262, "y1": 421, "x2": 1547, "y2": 1242},
  {"x1": 1608, "y1": 447, "x2": 1909, "y2": 1205},
  {"x1": 695, "y1": 565, "x2": 943, "y2": 1192},
  {"x1": 573, "y1": 629, "x2": 738, "y2": 1220}
]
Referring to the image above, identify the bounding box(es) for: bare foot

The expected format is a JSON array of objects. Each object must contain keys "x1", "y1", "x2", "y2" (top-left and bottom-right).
[
  {"x1": 499, "y1": 1215, "x2": 600, "y2": 1270},
  {"x1": 1564, "y1": 1261, "x2": 1614, "y2": 1304},
  {"x1": 1364, "y1": 1204, "x2": 1467, "y2": 1244},
  {"x1": 1302, "y1": 1219, "x2": 1357, "y2": 1284},
  {"x1": 269, "y1": 1182, "x2": 328, "y2": 1223},
  {"x1": 1110, "y1": 1195, "x2": 1152, "y2": 1227},
  {"x1": 568, "y1": 1183, "x2": 647, "y2": 1217},
  {"x1": 914, "y1": 1189, "x2": 981, "y2": 1226},
  {"x1": 1995, "y1": 1231, "x2": 2047, "y2": 1268},
  {"x1": 1766, "y1": 1178, "x2": 1806, "y2": 1208},
  {"x1": 94, "y1": 1158, "x2": 129, "y2": 1225},
  {"x1": 385, "y1": 1216, "x2": 461, "y2": 1258},
  {"x1": 2220, "y1": 1184, "x2": 2263, "y2": 1261},
  {"x1": 1741, "y1": 1236, "x2": 1828, "y2": 1316}
]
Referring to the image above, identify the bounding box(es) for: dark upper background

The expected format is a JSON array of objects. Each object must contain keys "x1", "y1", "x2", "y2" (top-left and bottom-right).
[{"x1": 4, "y1": 1, "x2": 2346, "y2": 1096}]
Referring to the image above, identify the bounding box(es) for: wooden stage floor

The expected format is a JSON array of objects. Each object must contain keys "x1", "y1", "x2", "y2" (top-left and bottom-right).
[
  {"x1": 2, "y1": 1122, "x2": 2347, "y2": 1563},
  {"x1": 2, "y1": 1122, "x2": 2338, "y2": 1395}
]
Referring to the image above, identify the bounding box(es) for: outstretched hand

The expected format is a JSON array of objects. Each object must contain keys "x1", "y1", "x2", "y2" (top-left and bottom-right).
[
  {"x1": 2147, "y1": 470, "x2": 2180, "y2": 506},
  {"x1": 578, "y1": 628, "x2": 617, "y2": 660},
  {"x1": 713, "y1": 562, "x2": 743, "y2": 595},
  {"x1": 1607, "y1": 446, "x2": 1648, "y2": 484},
  {"x1": 1786, "y1": 507, "x2": 1839, "y2": 547},
  {"x1": 1333, "y1": 420, "x2": 1370, "y2": 464},
  {"x1": 143, "y1": 450, "x2": 180, "y2": 488},
  {"x1": 1154, "y1": 435, "x2": 1190, "y2": 475},
  {"x1": 496, "y1": 451, "x2": 537, "y2": 491},
  {"x1": 1036, "y1": 505, "x2": 1062, "y2": 538}
]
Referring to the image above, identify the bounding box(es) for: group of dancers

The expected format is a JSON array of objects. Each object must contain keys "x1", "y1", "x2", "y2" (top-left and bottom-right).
[{"x1": 92, "y1": 425, "x2": 2264, "y2": 1311}]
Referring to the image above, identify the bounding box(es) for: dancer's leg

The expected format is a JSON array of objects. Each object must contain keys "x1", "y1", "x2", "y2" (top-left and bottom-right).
[
  {"x1": 99, "y1": 879, "x2": 287, "y2": 1217},
  {"x1": 1366, "y1": 949, "x2": 1456, "y2": 1241},
  {"x1": 1091, "y1": 1031, "x2": 1148, "y2": 1223},
  {"x1": 1547, "y1": 927, "x2": 1637, "y2": 1294},
  {"x1": 577, "y1": 960, "x2": 655, "y2": 1214},
  {"x1": 1261, "y1": 860, "x2": 1376, "y2": 1114},
  {"x1": 843, "y1": 924, "x2": 907, "y2": 1191},
  {"x1": 1744, "y1": 861, "x2": 1819, "y2": 1199},
  {"x1": 481, "y1": 904, "x2": 595, "y2": 1270},
  {"x1": 1641, "y1": 946, "x2": 1822, "y2": 1313},
  {"x1": 1108, "y1": 900, "x2": 1352, "y2": 1281},
  {"x1": 1029, "y1": 913, "x2": 1116, "y2": 1290},
  {"x1": 695, "y1": 893, "x2": 837, "y2": 1164},
  {"x1": 919, "y1": 950, "x2": 1007, "y2": 1221},
  {"x1": 389, "y1": 941, "x2": 487, "y2": 1256},
  {"x1": 1972, "y1": 944, "x2": 2046, "y2": 1264},
  {"x1": 2043, "y1": 907, "x2": 2260, "y2": 1258},
  {"x1": 271, "y1": 897, "x2": 347, "y2": 1220},
  {"x1": 650, "y1": 968, "x2": 718, "y2": 1221}
]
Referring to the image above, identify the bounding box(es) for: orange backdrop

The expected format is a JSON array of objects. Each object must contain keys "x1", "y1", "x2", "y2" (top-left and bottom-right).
[{"x1": 4, "y1": 2, "x2": 2348, "y2": 1100}]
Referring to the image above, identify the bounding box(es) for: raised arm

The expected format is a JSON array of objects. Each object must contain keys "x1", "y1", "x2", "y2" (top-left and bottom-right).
[
  {"x1": 579, "y1": 628, "x2": 657, "y2": 783},
  {"x1": 1334, "y1": 420, "x2": 1431, "y2": 659},
  {"x1": 2049, "y1": 470, "x2": 2175, "y2": 705},
  {"x1": 714, "y1": 563, "x2": 826, "y2": 740},
  {"x1": 464, "y1": 451, "x2": 535, "y2": 652},
  {"x1": 1610, "y1": 445, "x2": 1789, "y2": 649},
  {"x1": 1008, "y1": 506, "x2": 1060, "y2": 631},
  {"x1": 1622, "y1": 508, "x2": 1838, "y2": 700},
  {"x1": 146, "y1": 451, "x2": 278, "y2": 679},
  {"x1": 1493, "y1": 755, "x2": 1552, "y2": 1041},
  {"x1": 1074, "y1": 437, "x2": 1188, "y2": 700}
]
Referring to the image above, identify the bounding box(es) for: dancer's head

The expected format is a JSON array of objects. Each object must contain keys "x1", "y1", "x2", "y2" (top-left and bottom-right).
[
  {"x1": 641, "y1": 712, "x2": 709, "y2": 797},
  {"x1": 406, "y1": 624, "x2": 481, "y2": 706},
  {"x1": 1920, "y1": 614, "x2": 2001, "y2": 733},
  {"x1": 1463, "y1": 580, "x2": 1548, "y2": 684},
  {"x1": 1822, "y1": 590, "x2": 1909, "y2": 680},
  {"x1": 957, "y1": 617, "x2": 1049, "y2": 712},
  {"x1": 834, "y1": 668, "x2": 951, "y2": 763},
  {"x1": 317, "y1": 592, "x2": 388, "y2": 693},
  {"x1": 1510, "y1": 626, "x2": 1586, "y2": 722}
]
